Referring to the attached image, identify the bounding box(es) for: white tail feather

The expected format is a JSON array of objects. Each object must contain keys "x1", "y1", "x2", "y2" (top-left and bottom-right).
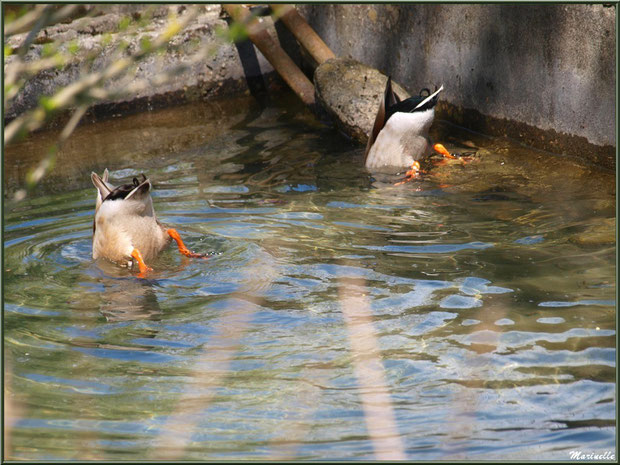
[{"x1": 414, "y1": 85, "x2": 444, "y2": 110}]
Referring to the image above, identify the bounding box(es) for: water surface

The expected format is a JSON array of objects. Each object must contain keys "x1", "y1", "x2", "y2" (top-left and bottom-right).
[{"x1": 4, "y1": 92, "x2": 616, "y2": 460}]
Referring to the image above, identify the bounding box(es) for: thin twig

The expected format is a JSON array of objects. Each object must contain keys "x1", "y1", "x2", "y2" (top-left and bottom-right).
[
  {"x1": 4, "y1": 6, "x2": 201, "y2": 146},
  {"x1": 16, "y1": 5, "x2": 54, "y2": 58},
  {"x1": 4, "y1": 4, "x2": 83, "y2": 37}
]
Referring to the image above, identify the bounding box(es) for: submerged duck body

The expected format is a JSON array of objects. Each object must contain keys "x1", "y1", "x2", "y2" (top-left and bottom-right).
[
  {"x1": 364, "y1": 77, "x2": 443, "y2": 173},
  {"x1": 91, "y1": 169, "x2": 206, "y2": 275}
]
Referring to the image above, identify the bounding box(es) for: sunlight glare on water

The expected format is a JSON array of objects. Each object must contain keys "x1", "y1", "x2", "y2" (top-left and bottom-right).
[{"x1": 3, "y1": 92, "x2": 616, "y2": 460}]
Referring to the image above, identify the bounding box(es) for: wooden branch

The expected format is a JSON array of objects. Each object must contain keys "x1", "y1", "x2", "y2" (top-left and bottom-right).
[
  {"x1": 269, "y1": 4, "x2": 335, "y2": 65},
  {"x1": 222, "y1": 4, "x2": 315, "y2": 107}
]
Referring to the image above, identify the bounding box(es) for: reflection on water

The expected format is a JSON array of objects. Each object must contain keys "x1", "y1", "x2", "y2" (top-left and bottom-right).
[{"x1": 3, "y1": 91, "x2": 616, "y2": 460}]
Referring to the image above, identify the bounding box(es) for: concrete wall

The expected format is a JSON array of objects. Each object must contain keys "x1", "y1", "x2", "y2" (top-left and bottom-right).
[
  {"x1": 6, "y1": 4, "x2": 615, "y2": 168},
  {"x1": 298, "y1": 4, "x2": 616, "y2": 168}
]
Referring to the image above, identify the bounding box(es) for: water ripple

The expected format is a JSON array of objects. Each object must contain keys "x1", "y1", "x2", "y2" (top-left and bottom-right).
[
  {"x1": 355, "y1": 241, "x2": 494, "y2": 254},
  {"x1": 3, "y1": 98, "x2": 615, "y2": 461}
]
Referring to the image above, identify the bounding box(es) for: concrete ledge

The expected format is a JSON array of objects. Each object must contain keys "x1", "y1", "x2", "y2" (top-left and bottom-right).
[{"x1": 437, "y1": 102, "x2": 616, "y2": 171}]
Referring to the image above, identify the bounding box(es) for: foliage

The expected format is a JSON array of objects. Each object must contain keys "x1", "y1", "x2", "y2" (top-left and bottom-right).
[{"x1": 3, "y1": 4, "x2": 254, "y2": 201}]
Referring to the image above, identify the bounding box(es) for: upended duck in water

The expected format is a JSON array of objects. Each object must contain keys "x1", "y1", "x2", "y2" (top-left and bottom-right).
[
  {"x1": 91, "y1": 169, "x2": 207, "y2": 276},
  {"x1": 364, "y1": 77, "x2": 456, "y2": 183}
]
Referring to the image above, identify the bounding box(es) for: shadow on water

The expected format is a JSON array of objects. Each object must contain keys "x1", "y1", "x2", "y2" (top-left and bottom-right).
[{"x1": 3, "y1": 90, "x2": 616, "y2": 460}]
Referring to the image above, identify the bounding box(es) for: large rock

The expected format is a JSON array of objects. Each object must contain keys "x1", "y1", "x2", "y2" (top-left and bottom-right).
[{"x1": 313, "y1": 57, "x2": 410, "y2": 144}]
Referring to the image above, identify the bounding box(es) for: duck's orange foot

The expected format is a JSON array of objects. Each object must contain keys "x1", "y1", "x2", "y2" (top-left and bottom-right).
[
  {"x1": 167, "y1": 229, "x2": 209, "y2": 260},
  {"x1": 131, "y1": 248, "x2": 153, "y2": 278},
  {"x1": 433, "y1": 143, "x2": 458, "y2": 160},
  {"x1": 433, "y1": 143, "x2": 476, "y2": 164},
  {"x1": 394, "y1": 161, "x2": 423, "y2": 186}
]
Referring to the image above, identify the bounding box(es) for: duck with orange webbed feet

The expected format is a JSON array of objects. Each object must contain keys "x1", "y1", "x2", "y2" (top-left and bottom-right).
[
  {"x1": 364, "y1": 77, "x2": 457, "y2": 184},
  {"x1": 91, "y1": 169, "x2": 208, "y2": 277}
]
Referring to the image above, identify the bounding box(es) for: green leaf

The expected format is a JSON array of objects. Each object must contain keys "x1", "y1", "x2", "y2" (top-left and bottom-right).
[
  {"x1": 41, "y1": 43, "x2": 56, "y2": 58},
  {"x1": 68, "y1": 40, "x2": 79, "y2": 55},
  {"x1": 101, "y1": 33, "x2": 113, "y2": 47},
  {"x1": 54, "y1": 54, "x2": 66, "y2": 69},
  {"x1": 39, "y1": 95, "x2": 56, "y2": 112},
  {"x1": 118, "y1": 16, "x2": 131, "y2": 31},
  {"x1": 117, "y1": 39, "x2": 129, "y2": 52},
  {"x1": 140, "y1": 36, "x2": 152, "y2": 52},
  {"x1": 216, "y1": 22, "x2": 248, "y2": 43}
]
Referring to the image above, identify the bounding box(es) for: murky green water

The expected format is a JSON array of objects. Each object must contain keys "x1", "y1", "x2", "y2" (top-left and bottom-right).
[{"x1": 4, "y1": 92, "x2": 616, "y2": 460}]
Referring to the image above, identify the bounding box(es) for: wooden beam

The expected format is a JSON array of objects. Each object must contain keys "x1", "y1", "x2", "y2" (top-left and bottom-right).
[
  {"x1": 222, "y1": 4, "x2": 315, "y2": 107},
  {"x1": 269, "y1": 4, "x2": 335, "y2": 65}
]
